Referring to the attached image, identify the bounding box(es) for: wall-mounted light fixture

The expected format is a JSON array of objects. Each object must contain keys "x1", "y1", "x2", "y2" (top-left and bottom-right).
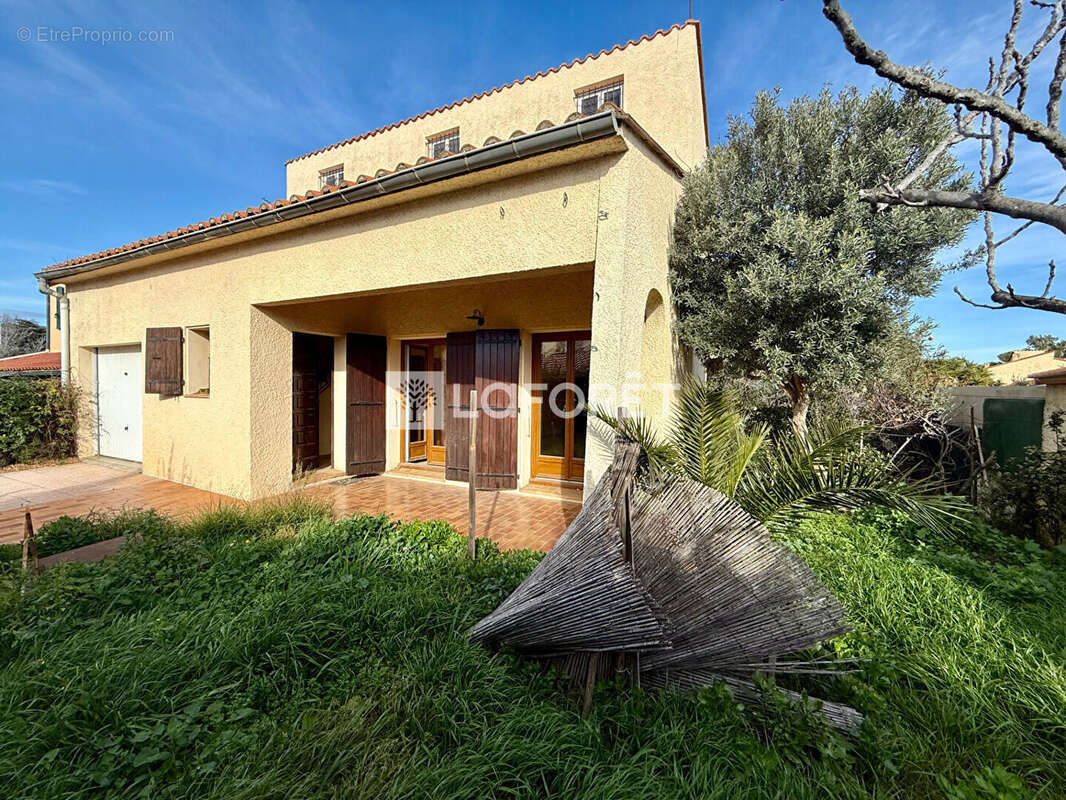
[{"x1": 466, "y1": 309, "x2": 485, "y2": 327}]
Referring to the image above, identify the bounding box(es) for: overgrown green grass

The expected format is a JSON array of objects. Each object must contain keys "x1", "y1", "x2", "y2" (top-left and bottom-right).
[{"x1": 0, "y1": 500, "x2": 1063, "y2": 798}]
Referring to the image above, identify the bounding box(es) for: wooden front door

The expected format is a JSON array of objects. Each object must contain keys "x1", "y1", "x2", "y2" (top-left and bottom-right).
[
  {"x1": 531, "y1": 331, "x2": 591, "y2": 483},
  {"x1": 345, "y1": 333, "x2": 386, "y2": 476},
  {"x1": 292, "y1": 333, "x2": 320, "y2": 473},
  {"x1": 443, "y1": 329, "x2": 519, "y2": 488},
  {"x1": 402, "y1": 339, "x2": 446, "y2": 464}
]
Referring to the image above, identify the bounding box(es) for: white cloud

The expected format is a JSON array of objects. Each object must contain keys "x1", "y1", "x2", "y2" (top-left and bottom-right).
[{"x1": 0, "y1": 179, "x2": 86, "y2": 197}]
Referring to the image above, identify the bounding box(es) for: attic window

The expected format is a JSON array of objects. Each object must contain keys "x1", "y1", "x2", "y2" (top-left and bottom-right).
[
  {"x1": 575, "y1": 77, "x2": 624, "y2": 115},
  {"x1": 427, "y1": 128, "x2": 460, "y2": 158},
  {"x1": 319, "y1": 165, "x2": 344, "y2": 188}
]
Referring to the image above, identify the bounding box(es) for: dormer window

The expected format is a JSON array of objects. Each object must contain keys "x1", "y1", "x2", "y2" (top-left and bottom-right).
[
  {"x1": 575, "y1": 77, "x2": 624, "y2": 115},
  {"x1": 319, "y1": 165, "x2": 344, "y2": 188},
  {"x1": 427, "y1": 128, "x2": 460, "y2": 158}
]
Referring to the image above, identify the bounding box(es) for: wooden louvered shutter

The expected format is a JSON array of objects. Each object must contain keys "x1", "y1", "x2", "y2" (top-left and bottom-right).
[
  {"x1": 144, "y1": 327, "x2": 183, "y2": 395},
  {"x1": 444, "y1": 331, "x2": 476, "y2": 482},
  {"x1": 345, "y1": 333, "x2": 387, "y2": 476},
  {"x1": 475, "y1": 329, "x2": 520, "y2": 489}
]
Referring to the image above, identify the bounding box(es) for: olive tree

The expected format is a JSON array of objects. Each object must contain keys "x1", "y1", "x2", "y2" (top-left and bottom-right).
[{"x1": 669, "y1": 87, "x2": 972, "y2": 433}]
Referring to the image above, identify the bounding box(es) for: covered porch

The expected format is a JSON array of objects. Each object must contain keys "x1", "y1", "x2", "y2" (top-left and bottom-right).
[{"x1": 255, "y1": 264, "x2": 605, "y2": 498}]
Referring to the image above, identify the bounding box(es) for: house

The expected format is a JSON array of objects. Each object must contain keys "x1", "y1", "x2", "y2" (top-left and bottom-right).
[
  {"x1": 34, "y1": 21, "x2": 708, "y2": 501},
  {"x1": 986, "y1": 349, "x2": 1066, "y2": 384}
]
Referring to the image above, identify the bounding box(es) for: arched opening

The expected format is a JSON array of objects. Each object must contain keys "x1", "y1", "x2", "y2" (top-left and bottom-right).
[{"x1": 640, "y1": 289, "x2": 670, "y2": 418}]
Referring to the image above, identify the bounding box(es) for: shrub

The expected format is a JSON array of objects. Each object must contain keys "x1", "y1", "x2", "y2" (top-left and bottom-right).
[
  {"x1": 980, "y1": 412, "x2": 1066, "y2": 546},
  {"x1": 35, "y1": 509, "x2": 173, "y2": 557},
  {"x1": 0, "y1": 378, "x2": 80, "y2": 466}
]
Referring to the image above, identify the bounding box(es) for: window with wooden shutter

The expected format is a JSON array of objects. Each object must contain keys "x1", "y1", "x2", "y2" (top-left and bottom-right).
[{"x1": 145, "y1": 327, "x2": 183, "y2": 395}]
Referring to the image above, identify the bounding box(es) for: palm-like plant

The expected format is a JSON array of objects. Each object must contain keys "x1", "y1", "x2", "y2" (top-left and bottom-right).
[{"x1": 594, "y1": 378, "x2": 968, "y2": 535}]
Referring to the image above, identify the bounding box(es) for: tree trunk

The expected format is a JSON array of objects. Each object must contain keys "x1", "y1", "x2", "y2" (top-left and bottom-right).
[{"x1": 783, "y1": 376, "x2": 810, "y2": 439}]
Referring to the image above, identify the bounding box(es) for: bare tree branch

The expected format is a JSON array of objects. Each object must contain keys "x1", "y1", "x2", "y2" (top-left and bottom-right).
[
  {"x1": 823, "y1": 0, "x2": 1066, "y2": 315},
  {"x1": 954, "y1": 279, "x2": 1066, "y2": 313},
  {"x1": 1050, "y1": 32, "x2": 1066, "y2": 126},
  {"x1": 823, "y1": 0, "x2": 1066, "y2": 165},
  {"x1": 954, "y1": 285, "x2": 1009, "y2": 310},
  {"x1": 856, "y1": 187, "x2": 1066, "y2": 233},
  {"x1": 995, "y1": 183, "x2": 1066, "y2": 245}
]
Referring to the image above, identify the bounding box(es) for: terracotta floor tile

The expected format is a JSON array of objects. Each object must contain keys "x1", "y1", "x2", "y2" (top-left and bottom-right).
[{"x1": 0, "y1": 468, "x2": 578, "y2": 552}]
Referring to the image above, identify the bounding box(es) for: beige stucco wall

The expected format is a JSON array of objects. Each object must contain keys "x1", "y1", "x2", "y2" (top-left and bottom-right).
[
  {"x1": 59, "y1": 136, "x2": 683, "y2": 500},
  {"x1": 1044, "y1": 384, "x2": 1066, "y2": 451},
  {"x1": 285, "y1": 22, "x2": 707, "y2": 195},
  {"x1": 986, "y1": 350, "x2": 1066, "y2": 384},
  {"x1": 583, "y1": 125, "x2": 686, "y2": 489},
  {"x1": 941, "y1": 385, "x2": 1046, "y2": 429}
]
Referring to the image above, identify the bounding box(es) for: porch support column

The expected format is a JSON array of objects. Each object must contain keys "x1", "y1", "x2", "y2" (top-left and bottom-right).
[
  {"x1": 248, "y1": 306, "x2": 293, "y2": 498},
  {"x1": 586, "y1": 160, "x2": 636, "y2": 494},
  {"x1": 332, "y1": 336, "x2": 347, "y2": 471},
  {"x1": 586, "y1": 133, "x2": 682, "y2": 494}
]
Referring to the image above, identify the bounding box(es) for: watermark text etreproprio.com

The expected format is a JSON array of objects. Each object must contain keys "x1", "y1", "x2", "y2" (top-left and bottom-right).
[{"x1": 16, "y1": 25, "x2": 174, "y2": 44}]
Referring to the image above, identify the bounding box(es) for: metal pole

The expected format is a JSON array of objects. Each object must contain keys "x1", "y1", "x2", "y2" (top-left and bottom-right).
[
  {"x1": 468, "y1": 388, "x2": 478, "y2": 559},
  {"x1": 59, "y1": 290, "x2": 70, "y2": 386}
]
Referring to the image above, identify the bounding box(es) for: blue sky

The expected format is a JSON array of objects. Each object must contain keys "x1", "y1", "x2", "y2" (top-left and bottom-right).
[{"x1": 1, "y1": 0, "x2": 1064, "y2": 361}]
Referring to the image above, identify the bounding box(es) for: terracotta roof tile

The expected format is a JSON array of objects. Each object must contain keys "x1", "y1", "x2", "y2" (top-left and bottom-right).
[
  {"x1": 0, "y1": 351, "x2": 61, "y2": 373},
  {"x1": 283, "y1": 20, "x2": 697, "y2": 165}
]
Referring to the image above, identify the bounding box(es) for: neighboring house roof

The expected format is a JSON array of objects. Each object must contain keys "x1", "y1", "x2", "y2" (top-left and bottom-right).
[
  {"x1": 285, "y1": 20, "x2": 704, "y2": 166},
  {"x1": 0, "y1": 351, "x2": 60, "y2": 376},
  {"x1": 1031, "y1": 366, "x2": 1066, "y2": 385},
  {"x1": 985, "y1": 349, "x2": 1066, "y2": 383},
  {"x1": 38, "y1": 108, "x2": 676, "y2": 281},
  {"x1": 989, "y1": 347, "x2": 1057, "y2": 366}
]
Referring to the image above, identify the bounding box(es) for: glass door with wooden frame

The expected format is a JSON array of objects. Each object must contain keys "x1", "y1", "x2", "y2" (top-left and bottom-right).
[
  {"x1": 531, "y1": 331, "x2": 591, "y2": 483},
  {"x1": 402, "y1": 339, "x2": 446, "y2": 464}
]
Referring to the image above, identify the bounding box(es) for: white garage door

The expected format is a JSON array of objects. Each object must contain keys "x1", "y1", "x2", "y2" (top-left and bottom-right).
[{"x1": 96, "y1": 345, "x2": 143, "y2": 462}]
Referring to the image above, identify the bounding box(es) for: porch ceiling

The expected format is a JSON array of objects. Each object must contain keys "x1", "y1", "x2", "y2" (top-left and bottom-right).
[{"x1": 259, "y1": 265, "x2": 594, "y2": 338}]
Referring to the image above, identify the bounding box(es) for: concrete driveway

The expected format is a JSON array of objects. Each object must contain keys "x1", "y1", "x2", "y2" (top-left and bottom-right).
[
  {"x1": 0, "y1": 460, "x2": 148, "y2": 513},
  {"x1": 0, "y1": 460, "x2": 231, "y2": 544}
]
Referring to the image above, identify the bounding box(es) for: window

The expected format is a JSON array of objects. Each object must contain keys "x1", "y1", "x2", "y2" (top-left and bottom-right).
[
  {"x1": 427, "y1": 128, "x2": 460, "y2": 158},
  {"x1": 186, "y1": 326, "x2": 210, "y2": 396},
  {"x1": 575, "y1": 77, "x2": 623, "y2": 115},
  {"x1": 319, "y1": 165, "x2": 344, "y2": 188}
]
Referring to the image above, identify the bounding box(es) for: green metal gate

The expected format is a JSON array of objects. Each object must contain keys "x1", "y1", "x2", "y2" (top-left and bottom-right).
[{"x1": 982, "y1": 397, "x2": 1045, "y2": 467}]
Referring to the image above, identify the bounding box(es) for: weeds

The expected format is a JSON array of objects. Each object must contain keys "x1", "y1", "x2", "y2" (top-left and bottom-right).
[{"x1": 0, "y1": 501, "x2": 1063, "y2": 797}]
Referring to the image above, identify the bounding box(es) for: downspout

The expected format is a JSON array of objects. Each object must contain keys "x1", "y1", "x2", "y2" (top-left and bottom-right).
[{"x1": 37, "y1": 277, "x2": 70, "y2": 385}]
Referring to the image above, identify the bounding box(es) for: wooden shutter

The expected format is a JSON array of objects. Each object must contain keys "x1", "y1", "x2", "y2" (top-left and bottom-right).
[
  {"x1": 475, "y1": 329, "x2": 520, "y2": 489},
  {"x1": 345, "y1": 333, "x2": 387, "y2": 476},
  {"x1": 444, "y1": 331, "x2": 476, "y2": 482},
  {"x1": 144, "y1": 327, "x2": 183, "y2": 395}
]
